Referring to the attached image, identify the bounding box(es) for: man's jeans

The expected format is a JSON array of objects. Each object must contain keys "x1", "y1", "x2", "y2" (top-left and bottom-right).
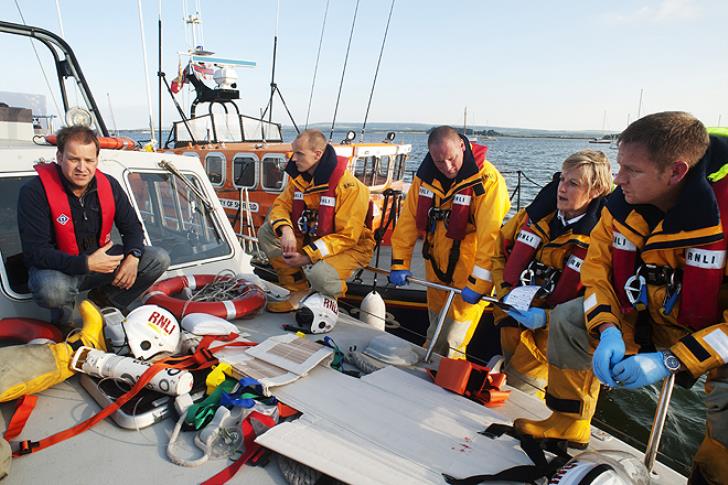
[{"x1": 28, "y1": 246, "x2": 170, "y2": 324}]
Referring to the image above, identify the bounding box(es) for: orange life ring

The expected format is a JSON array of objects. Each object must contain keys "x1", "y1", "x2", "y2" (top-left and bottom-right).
[
  {"x1": 0, "y1": 318, "x2": 64, "y2": 344},
  {"x1": 45, "y1": 134, "x2": 137, "y2": 151},
  {"x1": 142, "y1": 274, "x2": 267, "y2": 320}
]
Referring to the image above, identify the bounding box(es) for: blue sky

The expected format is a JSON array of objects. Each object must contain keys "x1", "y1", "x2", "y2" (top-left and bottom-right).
[{"x1": 2, "y1": 0, "x2": 727, "y2": 131}]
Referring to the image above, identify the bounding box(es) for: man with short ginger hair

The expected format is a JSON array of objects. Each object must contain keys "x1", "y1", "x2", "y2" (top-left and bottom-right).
[
  {"x1": 18, "y1": 126, "x2": 170, "y2": 324},
  {"x1": 389, "y1": 126, "x2": 510, "y2": 358},
  {"x1": 258, "y1": 129, "x2": 375, "y2": 312},
  {"x1": 514, "y1": 111, "x2": 728, "y2": 483}
]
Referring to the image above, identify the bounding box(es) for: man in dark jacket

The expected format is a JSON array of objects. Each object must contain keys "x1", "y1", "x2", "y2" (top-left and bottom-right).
[{"x1": 17, "y1": 126, "x2": 170, "y2": 324}]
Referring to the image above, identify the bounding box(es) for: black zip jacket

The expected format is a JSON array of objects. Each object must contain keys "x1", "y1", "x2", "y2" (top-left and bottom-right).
[{"x1": 17, "y1": 165, "x2": 145, "y2": 275}]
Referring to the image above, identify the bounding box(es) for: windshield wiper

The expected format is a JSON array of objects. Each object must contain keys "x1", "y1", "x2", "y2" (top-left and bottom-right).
[{"x1": 158, "y1": 159, "x2": 213, "y2": 213}]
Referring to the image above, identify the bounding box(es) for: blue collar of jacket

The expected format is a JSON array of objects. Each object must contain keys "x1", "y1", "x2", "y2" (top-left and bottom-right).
[
  {"x1": 285, "y1": 144, "x2": 339, "y2": 185},
  {"x1": 415, "y1": 134, "x2": 479, "y2": 188},
  {"x1": 607, "y1": 155, "x2": 719, "y2": 234}
]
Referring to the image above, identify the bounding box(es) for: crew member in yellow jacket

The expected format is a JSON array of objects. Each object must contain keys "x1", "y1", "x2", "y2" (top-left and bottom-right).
[
  {"x1": 259, "y1": 129, "x2": 375, "y2": 312},
  {"x1": 389, "y1": 126, "x2": 510, "y2": 358},
  {"x1": 514, "y1": 112, "x2": 728, "y2": 484},
  {"x1": 491, "y1": 150, "x2": 611, "y2": 396}
]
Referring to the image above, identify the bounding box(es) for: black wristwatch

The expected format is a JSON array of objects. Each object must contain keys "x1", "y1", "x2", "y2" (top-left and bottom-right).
[
  {"x1": 662, "y1": 350, "x2": 681, "y2": 373},
  {"x1": 127, "y1": 248, "x2": 143, "y2": 259}
]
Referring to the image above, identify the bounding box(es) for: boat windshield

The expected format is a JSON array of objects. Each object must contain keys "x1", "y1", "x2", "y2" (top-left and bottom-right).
[{"x1": 126, "y1": 171, "x2": 231, "y2": 266}]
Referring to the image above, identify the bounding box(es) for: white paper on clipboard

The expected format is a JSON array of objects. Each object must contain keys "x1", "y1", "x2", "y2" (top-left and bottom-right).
[{"x1": 503, "y1": 285, "x2": 541, "y2": 312}]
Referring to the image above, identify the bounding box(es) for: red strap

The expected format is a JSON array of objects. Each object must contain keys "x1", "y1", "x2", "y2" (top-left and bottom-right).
[
  {"x1": 201, "y1": 411, "x2": 277, "y2": 485},
  {"x1": 12, "y1": 335, "x2": 254, "y2": 457},
  {"x1": 4, "y1": 395, "x2": 38, "y2": 441}
]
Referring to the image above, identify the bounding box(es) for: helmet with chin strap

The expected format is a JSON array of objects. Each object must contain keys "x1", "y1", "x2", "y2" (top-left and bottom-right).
[
  {"x1": 123, "y1": 305, "x2": 181, "y2": 360},
  {"x1": 295, "y1": 292, "x2": 339, "y2": 334}
]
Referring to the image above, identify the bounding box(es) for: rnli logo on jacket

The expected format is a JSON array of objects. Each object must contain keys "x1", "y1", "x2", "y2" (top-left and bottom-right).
[
  {"x1": 566, "y1": 255, "x2": 583, "y2": 273},
  {"x1": 56, "y1": 213, "x2": 70, "y2": 226},
  {"x1": 516, "y1": 229, "x2": 541, "y2": 249},
  {"x1": 453, "y1": 194, "x2": 472, "y2": 206},
  {"x1": 294, "y1": 192, "x2": 304, "y2": 201},
  {"x1": 320, "y1": 196, "x2": 336, "y2": 207},
  {"x1": 686, "y1": 248, "x2": 726, "y2": 270},
  {"x1": 419, "y1": 187, "x2": 434, "y2": 198},
  {"x1": 612, "y1": 231, "x2": 636, "y2": 251}
]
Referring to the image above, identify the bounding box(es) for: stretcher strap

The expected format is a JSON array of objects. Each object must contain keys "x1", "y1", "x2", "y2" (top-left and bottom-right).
[
  {"x1": 12, "y1": 334, "x2": 254, "y2": 457},
  {"x1": 4, "y1": 395, "x2": 37, "y2": 440}
]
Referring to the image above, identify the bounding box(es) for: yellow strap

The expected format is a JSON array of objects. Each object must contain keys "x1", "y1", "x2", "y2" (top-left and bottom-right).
[
  {"x1": 205, "y1": 362, "x2": 232, "y2": 395},
  {"x1": 708, "y1": 163, "x2": 728, "y2": 182}
]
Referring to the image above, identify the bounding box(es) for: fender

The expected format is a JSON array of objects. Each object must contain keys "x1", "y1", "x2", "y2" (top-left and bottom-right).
[
  {"x1": 502, "y1": 223, "x2": 542, "y2": 287},
  {"x1": 34, "y1": 163, "x2": 116, "y2": 255},
  {"x1": 611, "y1": 230, "x2": 638, "y2": 313},
  {"x1": 546, "y1": 246, "x2": 587, "y2": 306}
]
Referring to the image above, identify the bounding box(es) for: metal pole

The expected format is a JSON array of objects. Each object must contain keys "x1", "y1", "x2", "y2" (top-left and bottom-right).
[
  {"x1": 365, "y1": 266, "x2": 510, "y2": 308},
  {"x1": 643, "y1": 373, "x2": 675, "y2": 473},
  {"x1": 425, "y1": 290, "x2": 455, "y2": 362}
]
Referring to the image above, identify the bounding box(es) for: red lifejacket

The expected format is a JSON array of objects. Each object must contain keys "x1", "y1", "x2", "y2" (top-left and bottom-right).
[
  {"x1": 502, "y1": 222, "x2": 542, "y2": 287},
  {"x1": 291, "y1": 156, "x2": 349, "y2": 238},
  {"x1": 415, "y1": 143, "x2": 486, "y2": 241},
  {"x1": 610, "y1": 230, "x2": 639, "y2": 313},
  {"x1": 610, "y1": 222, "x2": 727, "y2": 330},
  {"x1": 546, "y1": 245, "x2": 587, "y2": 306},
  {"x1": 34, "y1": 163, "x2": 116, "y2": 256}
]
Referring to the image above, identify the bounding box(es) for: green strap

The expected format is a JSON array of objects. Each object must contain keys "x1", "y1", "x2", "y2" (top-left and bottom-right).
[{"x1": 185, "y1": 378, "x2": 237, "y2": 429}]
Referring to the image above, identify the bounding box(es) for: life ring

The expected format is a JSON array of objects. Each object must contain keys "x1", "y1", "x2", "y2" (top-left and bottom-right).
[
  {"x1": 142, "y1": 274, "x2": 267, "y2": 320},
  {"x1": 45, "y1": 134, "x2": 137, "y2": 151},
  {"x1": 0, "y1": 318, "x2": 64, "y2": 344}
]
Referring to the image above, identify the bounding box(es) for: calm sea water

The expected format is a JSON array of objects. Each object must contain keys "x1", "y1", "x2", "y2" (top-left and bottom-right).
[{"x1": 131, "y1": 128, "x2": 703, "y2": 475}]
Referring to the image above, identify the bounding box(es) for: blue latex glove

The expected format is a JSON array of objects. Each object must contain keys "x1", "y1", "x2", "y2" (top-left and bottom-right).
[
  {"x1": 592, "y1": 326, "x2": 625, "y2": 387},
  {"x1": 460, "y1": 287, "x2": 482, "y2": 304},
  {"x1": 388, "y1": 269, "x2": 411, "y2": 287},
  {"x1": 612, "y1": 352, "x2": 671, "y2": 389},
  {"x1": 506, "y1": 307, "x2": 547, "y2": 330}
]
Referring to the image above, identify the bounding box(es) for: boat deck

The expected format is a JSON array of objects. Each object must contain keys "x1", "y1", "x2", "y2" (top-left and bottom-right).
[{"x1": 1, "y1": 289, "x2": 685, "y2": 484}]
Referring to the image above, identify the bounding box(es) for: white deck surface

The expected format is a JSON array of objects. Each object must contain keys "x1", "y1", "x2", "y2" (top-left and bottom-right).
[{"x1": 1, "y1": 303, "x2": 685, "y2": 484}]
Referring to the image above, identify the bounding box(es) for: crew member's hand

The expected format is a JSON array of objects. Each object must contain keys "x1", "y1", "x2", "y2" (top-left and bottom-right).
[
  {"x1": 282, "y1": 252, "x2": 311, "y2": 268},
  {"x1": 112, "y1": 254, "x2": 139, "y2": 290},
  {"x1": 612, "y1": 352, "x2": 671, "y2": 389},
  {"x1": 388, "y1": 269, "x2": 411, "y2": 286},
  {"x1": 280, "y1": 226, "x2": 297, "y2": 255},
  {"x1": 507, "y1": 307, "x2": 547, "y2": 330},
  {"x1": 460, "y1": 287, "x2": 483, "y2": 305},
  {"x1": 87, "y1": 241, "x2": 123, "y2": 274},
  {"x1": 592, "y1": 325, "x2": 625, "y2": 387}
]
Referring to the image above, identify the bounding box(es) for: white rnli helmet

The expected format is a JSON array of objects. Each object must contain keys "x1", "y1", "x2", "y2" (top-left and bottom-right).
[
  {"x1": 295, "y1": 292, "x2": 339, "y2": 334},
  {"x1": 124, "y1": 305, "x2": 181, "y2": 360},
  {"x1": 550, "y1": 451, "x2": 649, "y2": 485}
]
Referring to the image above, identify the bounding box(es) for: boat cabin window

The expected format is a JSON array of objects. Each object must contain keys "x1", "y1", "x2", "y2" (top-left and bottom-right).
[
  {"x1": 0, "y1": 175, "x2": 34, "y2": 295},
  {"x1": 127, "y1": 171, "x2": 231, "y2": 266},
  {"x1": 354, "y1": 156, "x2": 377, "y2": 186},
  {"x1": 376, "y1": 155, "x2": 390, "y2": 184},
  {"x1": 204, "y1": 153, "x2": 225, "y2": 186},
  {"x1": 233, "y1": 154, "x2": 257, "y2": 188},
  {"x1": 262, "y1": 155, "x2": 287, "y2": 192},
  {"x1": 393, "y1": 154, "x2": 407, "y2": 180}
]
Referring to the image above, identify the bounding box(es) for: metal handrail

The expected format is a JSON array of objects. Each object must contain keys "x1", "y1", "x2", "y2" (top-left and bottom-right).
[
  {"x1": 643, "y1": 373, "x2": 676, "y2": 473},
  {"x1": 366, "y1": 265, "x2": 510, "y2": 362}
]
